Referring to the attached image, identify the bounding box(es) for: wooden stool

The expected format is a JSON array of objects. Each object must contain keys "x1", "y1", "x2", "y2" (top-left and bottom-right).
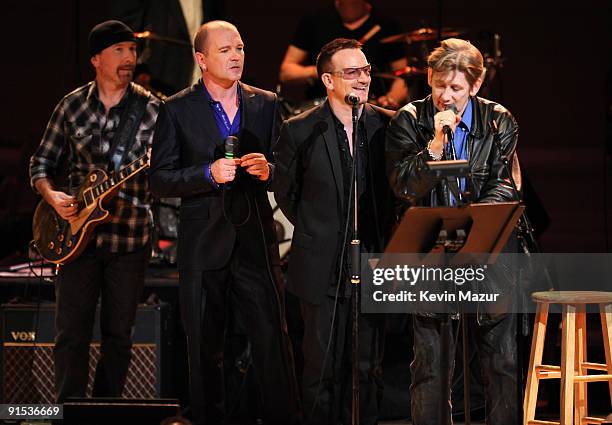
[{"x1": 524, "y1": 291, "x2": 612, "y2": 425}]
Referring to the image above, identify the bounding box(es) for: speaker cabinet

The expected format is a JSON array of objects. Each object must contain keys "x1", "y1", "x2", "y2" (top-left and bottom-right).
[{"x1": 0, "y1": 302, "x2": 172, "y2": 403}]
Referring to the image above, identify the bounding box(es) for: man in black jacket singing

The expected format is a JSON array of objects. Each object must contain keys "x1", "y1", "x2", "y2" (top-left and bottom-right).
[
  {"x1": 274, "y1": 38, "x2": 394, "y2": 425},
  {"x1": 386, "y1": 38, "x2": 519, "y2": 424}
]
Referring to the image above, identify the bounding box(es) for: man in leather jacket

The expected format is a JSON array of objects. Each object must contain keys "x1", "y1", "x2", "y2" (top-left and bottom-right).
[{"x1": 386, "y1": 38, "x2": 519, "y2": 424}]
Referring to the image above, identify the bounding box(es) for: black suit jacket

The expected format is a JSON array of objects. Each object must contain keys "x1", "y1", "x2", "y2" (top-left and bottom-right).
[
  {"x1": 273, "y1": 101, "x2": 394, "y2": 304},
  {"x1": 149, "y1": 80, "x2": 281, "y2": 271}
]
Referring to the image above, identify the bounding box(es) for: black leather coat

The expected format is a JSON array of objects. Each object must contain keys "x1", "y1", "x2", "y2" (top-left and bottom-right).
[
  {"x1": 386, "y1": 95, "x2": 519, "y2": 207},
  {"x1": 385, "y1": 95, "x2": 521, "y2": 322}
]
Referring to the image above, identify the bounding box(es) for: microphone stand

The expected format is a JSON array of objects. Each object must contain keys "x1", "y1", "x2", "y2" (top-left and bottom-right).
[
  {"x1": 491, "y1": 121, "x2": 540, "y2": 254},
  {"x1": 444, "y1": 127, "x2": 463, "y2": 204},
  {"x1": 350, "y1": 100, "x2": 361, "y2": 425},
  {"x1": 444, "y1": 123, "x2": 471, "y2": 424}
]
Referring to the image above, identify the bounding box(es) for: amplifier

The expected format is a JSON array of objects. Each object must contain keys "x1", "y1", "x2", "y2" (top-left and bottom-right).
[{"x1": 0, "y1": 302, "x2": 172, "y2": 404}]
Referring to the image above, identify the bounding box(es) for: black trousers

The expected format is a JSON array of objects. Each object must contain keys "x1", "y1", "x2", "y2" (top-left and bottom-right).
[
  {"x1": 180, "y1": 253, "x2": 300, "y2": 425},
  {"x1": 410, "y1": 314, "x2": 518, "y2": 425},
  {"x1": 53, "y1": 242, "x2": 149, "y2": 402},
  {"x1": 300, "y1": 295, "x2": 385, "y2": 425}
]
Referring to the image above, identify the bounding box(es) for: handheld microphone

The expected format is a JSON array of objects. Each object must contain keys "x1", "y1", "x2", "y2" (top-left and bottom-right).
[
  {"x1": 225, "y1": 136, "x2": 238, "y2": 159},
  {"x1": 442, "y1": 104, "x2": 458, "y2": 136},
  {"x1": 442, "y1": 104, "x2": 458, "y2": 160},
  {"x1": 344, "y1": 93, "x2": 359, "y2": 105},
  {"x1": 223, "y1": 136, "x2": 239, "y2": 190}
]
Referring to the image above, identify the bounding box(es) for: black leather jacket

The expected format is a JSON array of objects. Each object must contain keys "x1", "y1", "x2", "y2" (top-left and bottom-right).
[
  {"x1": 386, "y1": 95, "x2": 518, "y2": 207},
  {"x1": 386, "y1": 95, "x2": 520, "y2": 321}
]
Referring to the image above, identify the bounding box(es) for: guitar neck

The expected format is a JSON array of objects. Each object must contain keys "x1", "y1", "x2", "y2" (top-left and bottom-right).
[{"x1": 88, "y1": 156, "x2": 148, "y2": 201}]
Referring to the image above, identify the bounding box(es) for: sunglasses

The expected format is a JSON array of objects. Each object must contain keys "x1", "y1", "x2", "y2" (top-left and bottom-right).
[{"x1": 328, "y1": 64, "x2": 372, "y2": 80}]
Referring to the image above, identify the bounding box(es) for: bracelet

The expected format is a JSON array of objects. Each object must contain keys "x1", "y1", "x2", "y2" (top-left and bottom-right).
[{"x1": 427, "y1": 139, "x2": 443, "y2": 161}]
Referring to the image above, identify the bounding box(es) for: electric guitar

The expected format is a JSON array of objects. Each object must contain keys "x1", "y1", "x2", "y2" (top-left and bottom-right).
[{"x1": 32, "y1": 155, "x2": 148, "y2": 264}]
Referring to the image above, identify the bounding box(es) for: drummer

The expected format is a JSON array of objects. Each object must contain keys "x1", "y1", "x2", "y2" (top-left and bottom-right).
[{"x1": 279, "y1": 0, "x2": 409, "y2": 109}]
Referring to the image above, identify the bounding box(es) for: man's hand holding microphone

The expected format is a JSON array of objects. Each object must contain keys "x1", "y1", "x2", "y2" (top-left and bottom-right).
[
  {"x1": 211, "y1": 135, "x2": 270, "y2": 184},
  {"x1": 427, "y1": 105, "x2": 461, "y2": 160}
]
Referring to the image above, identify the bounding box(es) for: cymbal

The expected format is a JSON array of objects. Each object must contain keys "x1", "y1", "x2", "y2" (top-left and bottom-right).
[
  {"x1": 380, "y1": 27, "x2": 464, "y2": 44},
  {"x1": 134, "y1": 31, "x2": 192, "y2": 47},
  {"x1": 374, "y1": 66, "x2": 427, "y2": 80}
]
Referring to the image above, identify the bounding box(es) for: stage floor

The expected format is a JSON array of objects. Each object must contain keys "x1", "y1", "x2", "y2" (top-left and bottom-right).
[{"x1": 382, "y1": 422, "x2": 484, "y2": 425}]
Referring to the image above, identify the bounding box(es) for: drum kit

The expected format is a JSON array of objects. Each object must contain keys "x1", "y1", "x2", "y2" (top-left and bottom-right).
[
  {"x1": 376, "y1": 27, "x2": 506, "y2": 100},
  {"x1": 376, "y1": 26, "x2": 464, "y2": 87}
]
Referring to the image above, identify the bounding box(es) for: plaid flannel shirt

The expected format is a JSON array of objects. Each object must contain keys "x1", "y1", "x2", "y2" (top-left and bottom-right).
[{"x1": 29, "y1": 81, "x2": 160, "y2": 253}]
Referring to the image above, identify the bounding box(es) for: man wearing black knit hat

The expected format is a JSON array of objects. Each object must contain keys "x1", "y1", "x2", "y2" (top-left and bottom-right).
[{"x1": 29, "y1": 19, "x2": 159, "y2": 402}]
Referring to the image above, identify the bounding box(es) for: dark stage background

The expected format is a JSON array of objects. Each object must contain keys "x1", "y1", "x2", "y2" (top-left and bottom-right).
[
  {"x1": 0, "y1": 1, "x2": 611, "y2": 421},
  {"x1": 0, "y1": 0, "x2": 611, "y2": 258}
]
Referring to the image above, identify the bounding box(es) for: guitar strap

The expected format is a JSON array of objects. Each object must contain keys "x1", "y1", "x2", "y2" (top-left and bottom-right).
[{"x1": 108, "y1": 84, "x2": 150, "y2": 172}]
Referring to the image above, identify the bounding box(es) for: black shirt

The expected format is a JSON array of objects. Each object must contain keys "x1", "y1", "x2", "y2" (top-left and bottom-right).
[
  {"x1": 291, "y1": 6, "x2": 406, "y2": 99},
  {"x1": 328, "y1": 109, "x2": 368, "y2": 296}
]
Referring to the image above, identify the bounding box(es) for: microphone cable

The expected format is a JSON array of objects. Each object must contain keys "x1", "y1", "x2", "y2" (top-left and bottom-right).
[
  {"x1": 7, "y1": 239, "x2": 52, "y2": 404},
  {"x1": 221, "y1": 135, "x2": 252, "y2": 227},
  {"x1": 222, "y1": 183, "x2": 251, "y2": 227},
  {"x1": 222, "y1": 170, "x2": 298, "y2": 423},
  {"x1": 216, "y1": 187, "x2": 255, "y2": 425},
  {"x1": 253, "y1": 189, "x2": 302, "y2": 419},
  {"x1": 309, "y1": 128, "x2": 359, "y2": 421}
]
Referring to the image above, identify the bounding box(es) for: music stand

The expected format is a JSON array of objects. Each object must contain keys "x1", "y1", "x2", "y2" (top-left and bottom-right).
[
  {"x1": 380, "y1": 201, "x2": 524, "y2": 424},
  {"x1": 426, "y1": 159, "x2": 470, "y2": 180},
  {"x1": 426, "y1": 159, "x2": 470, "y2": 205}
]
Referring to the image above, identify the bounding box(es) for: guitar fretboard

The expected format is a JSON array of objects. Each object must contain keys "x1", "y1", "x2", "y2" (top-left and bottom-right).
[{"x1": 89, "y1": 156, "x2": 148, "y2": 200}]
